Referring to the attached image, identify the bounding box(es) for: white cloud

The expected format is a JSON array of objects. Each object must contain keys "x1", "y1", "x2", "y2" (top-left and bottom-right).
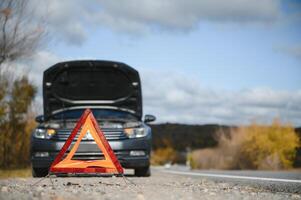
[
  {"x1": 94, "y1": 0, "x2": 281, "y2": 33},
  {"x1": 140, "y1": 70, "x2": 301, "y2": 126},
  {"x1": 277, "y1": 45, "x2": 301, "y2": 60},
  {"x1": 30, "y1": 0, "x2": 89, "y2": 46},
  {"x1": 29, "y1": 0, "x2": 282, "y2": 45}
]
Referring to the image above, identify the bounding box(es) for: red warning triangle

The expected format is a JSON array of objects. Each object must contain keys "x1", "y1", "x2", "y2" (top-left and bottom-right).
[{"x1": 49, "y1": 109, "x2": 124, "y2": 174}]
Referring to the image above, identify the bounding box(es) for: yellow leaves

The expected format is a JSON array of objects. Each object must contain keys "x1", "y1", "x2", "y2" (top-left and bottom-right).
[
  {"x1": 10, "y1": 76, "x2": 37, "y2": 114},
  {"x1": 0, "y1": 73, "x2": 37, "y2": 168},
  {"x1": 190, "y1": 119, "x2": 300, "y2": 170},
  {"x1": 240, "y1": 120, "x2": 300, "y2": 169},
  {"x1": 151, "y1": 147, "x2": 177, "y2": 165}
]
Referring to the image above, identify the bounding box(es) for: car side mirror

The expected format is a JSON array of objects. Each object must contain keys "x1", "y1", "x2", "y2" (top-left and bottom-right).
[
  {"x1": 144, "y1": 114, "x2": 156, "y2": 123},
  {"x1": 35, "y1": 115, "x2": 45, "y2": 123}
]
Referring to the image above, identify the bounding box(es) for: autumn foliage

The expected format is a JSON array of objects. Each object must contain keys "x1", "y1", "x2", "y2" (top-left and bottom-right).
[
  {"x1": 190, "y1": 120, "x2": 300, "y2": 170},
  {"x1": 0, "y1": 0, "x2": 43, "y2": 169},
  {"x1": 151, "y1": 147, "x2": 178, "y2": 165},
  {"x1": 0, "y1": 73, "x2": 36, "y2": 168}
]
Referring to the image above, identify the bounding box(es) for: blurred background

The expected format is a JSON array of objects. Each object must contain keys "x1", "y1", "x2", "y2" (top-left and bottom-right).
[{"x1": 0, "y1": 0, "x2": 300, "y2": 177}]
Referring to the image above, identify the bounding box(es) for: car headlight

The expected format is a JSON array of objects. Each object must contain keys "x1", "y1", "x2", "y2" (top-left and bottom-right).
[
  {"x1": 33, "y1": 128, "x2": 56, "y2": 139},
  {"x1": 124, "y1": 127, "x2": 148, "y2": 138}
]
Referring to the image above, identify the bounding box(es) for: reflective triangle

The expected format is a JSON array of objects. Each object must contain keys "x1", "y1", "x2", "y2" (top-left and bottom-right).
[{"x1": 49, "y1": 109, "x2": 124, "y2": 174}]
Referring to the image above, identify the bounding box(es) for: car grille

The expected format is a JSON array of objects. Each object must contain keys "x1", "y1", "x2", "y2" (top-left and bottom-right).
[
  {"x1": 52, "y1": 128, "x2": 127, "y2": 141},
  {"x1": 69, "y1": 151, "x2": 129, "y2": 160}
]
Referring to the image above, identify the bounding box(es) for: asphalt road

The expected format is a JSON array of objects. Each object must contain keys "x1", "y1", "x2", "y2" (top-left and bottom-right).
[
  {"x1": 158, "y1": 165, "x2": 301, "y2": 194},
  {"x1": 0, "y1": 167, "x2": 300, "y2": 200}
]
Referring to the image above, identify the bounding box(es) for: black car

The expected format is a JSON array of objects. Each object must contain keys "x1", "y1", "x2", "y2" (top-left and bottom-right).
[{"x1": 30, "y1": 60, "x2": 156, "y2": 177}]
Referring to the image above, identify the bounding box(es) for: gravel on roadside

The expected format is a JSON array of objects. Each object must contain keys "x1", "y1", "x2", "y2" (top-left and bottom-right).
[{"x1": 0, "y1": 170, "x2": 300, "y2": 200}]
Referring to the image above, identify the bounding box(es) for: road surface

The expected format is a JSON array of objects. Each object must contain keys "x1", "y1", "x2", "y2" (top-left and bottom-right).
[
  {"x1": 162, "y1": 165, "x2": 301, "y2": 194},
  {"x1": 0, "y1": 167, "x2": 300, "y2": 200}
]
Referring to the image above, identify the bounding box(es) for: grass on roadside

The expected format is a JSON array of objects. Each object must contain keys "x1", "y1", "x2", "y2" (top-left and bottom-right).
[
  {"x1": 0, "y1": 168, "x2": 31, "y2": 179},
  {"x1": 190, "y1": 119, "x2": 300, "y2": 170}
]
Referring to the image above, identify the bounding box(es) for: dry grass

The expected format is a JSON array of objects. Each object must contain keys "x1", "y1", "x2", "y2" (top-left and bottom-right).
[
  {"x1": 151, "y1": 147, "x2": 178, "y2": 165},
  {"x1": 0, "y1": 168, "x2": 31, "y2": 179},
  {"x1": 190, "y1": 119, "x2": 300, "y2": 170}
]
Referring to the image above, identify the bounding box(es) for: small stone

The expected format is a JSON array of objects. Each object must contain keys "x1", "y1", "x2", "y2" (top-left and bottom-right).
[
  {"x1": 53, "y1": 196, "x2": 65, "y2": 200},
  {"x1": 1, "y1": 186, "x2": 8, "y2": 192},
  {"x1": 66, "y1": 182, "x2": 79, "y2": 186},
  {"x1": 137, "y1": 193, "x2": 145, "y2": 200},
  {"x1": 292, "y1": 194, "x2": 301, "y2": 199},
  {"x1": 36, "y1": 186, "x2": 43, "y2": 192}
]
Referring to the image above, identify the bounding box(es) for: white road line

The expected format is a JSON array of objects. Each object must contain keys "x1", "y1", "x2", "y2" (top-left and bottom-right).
[{"x1": 163, "y1": 170, "x2": 301, "y2": 184}]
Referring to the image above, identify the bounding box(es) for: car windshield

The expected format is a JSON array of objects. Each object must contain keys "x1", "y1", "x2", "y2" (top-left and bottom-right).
[{"x1": 51, "y1": 109, "x2": 137, "y2": 120}]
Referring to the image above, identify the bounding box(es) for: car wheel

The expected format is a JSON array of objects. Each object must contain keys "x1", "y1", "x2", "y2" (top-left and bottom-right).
[
  {"x1": 32, "y1": 167, "x2": 49, "y2": 177},
  {"x1": 134, "y1": 166, "x2": 151, "y2": 177}
]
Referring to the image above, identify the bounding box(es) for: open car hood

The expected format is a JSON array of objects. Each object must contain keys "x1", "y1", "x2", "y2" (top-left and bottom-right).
[{"x1": 43, "y1": 60, "x2": 142, "y2": 119}]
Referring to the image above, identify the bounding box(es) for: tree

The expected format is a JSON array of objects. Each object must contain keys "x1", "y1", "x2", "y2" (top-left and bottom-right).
[
  {"x1": 0, "y1": 0, "x2": 44, "y2": 66},
  {"x1": 0, "y1": 0, "x2": 44, "y2": 168},
  {"x1": 0, "y1": 76, "x2": 36, "y2": 168},
  {"x1": 239, "y1": 120, "x2": 300, "y2": 169}
]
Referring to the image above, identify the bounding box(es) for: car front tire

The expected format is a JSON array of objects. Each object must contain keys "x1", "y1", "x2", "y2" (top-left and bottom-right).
[
  {"x1": 32, "y1": 167, "x2": 49, "y2": 177},
  {"x1": 134, "y1": 166, "x2": 151, "y2": 177}
]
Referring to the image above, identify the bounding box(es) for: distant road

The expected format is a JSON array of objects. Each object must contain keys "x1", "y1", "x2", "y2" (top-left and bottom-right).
[{"x1": 157, "y1": 165, "x2": 301, "y2": 194}]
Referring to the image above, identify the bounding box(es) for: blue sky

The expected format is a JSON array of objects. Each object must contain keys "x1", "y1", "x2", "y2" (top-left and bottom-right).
[
  {"x1": 46, "y1": 0, "x2": 301, "y2": 91},
  {"x1": 18, "y1": 0, "x2": 301, "y2": 125},
  {"x1": 53, "y1": 21, "x2": 301, "y2": 91}
]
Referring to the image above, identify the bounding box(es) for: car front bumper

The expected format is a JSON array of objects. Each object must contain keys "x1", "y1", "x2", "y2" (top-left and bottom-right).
[{"x1": 31, "y1": 136, "x2": 151, "y2": 170}]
